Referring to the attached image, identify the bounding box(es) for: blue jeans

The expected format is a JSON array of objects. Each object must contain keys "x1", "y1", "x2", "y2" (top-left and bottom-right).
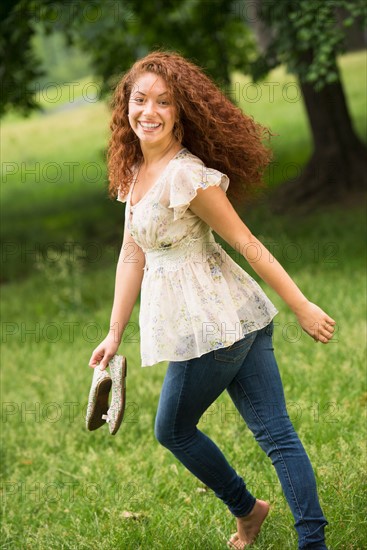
[{"x1": 154, "y1": 321, "x2": 328, "y2": 549}]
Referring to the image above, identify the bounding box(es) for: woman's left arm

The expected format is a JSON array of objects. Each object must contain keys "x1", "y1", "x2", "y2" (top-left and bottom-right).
[{"x1": 190, "y1": 186, "x2": 336, "y2": 343}]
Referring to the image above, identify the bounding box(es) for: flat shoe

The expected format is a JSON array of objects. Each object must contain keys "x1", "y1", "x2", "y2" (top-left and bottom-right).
[
  {"x1": 85, "y1": 365, "x2": 112, "y2": 431},
  {"x1": 102, "y1": 355, "x2": 127, "y2": 435}
]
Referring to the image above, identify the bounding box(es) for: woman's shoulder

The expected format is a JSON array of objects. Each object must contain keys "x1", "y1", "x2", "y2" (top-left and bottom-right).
[
  {"x1": 167, "y1": 147, "x2": 230, "y2": 212},
  {"x1": 173, "y1": 148, "x2": 204, "y2": 165},
  {"x1": 170, "y1": 148, "x2": 229, "y2": 184},
  {"x1": 169, "y1": 148, "x2": 209, "y2": 177}
]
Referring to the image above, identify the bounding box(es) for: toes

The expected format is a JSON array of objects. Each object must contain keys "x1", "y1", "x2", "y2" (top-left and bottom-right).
[
  {"x1": 227, "y1": 533, "x2": 238, "y2": 548},
  {"x1": 227, "y1": 533, "x2": 244, "y2": 549}
]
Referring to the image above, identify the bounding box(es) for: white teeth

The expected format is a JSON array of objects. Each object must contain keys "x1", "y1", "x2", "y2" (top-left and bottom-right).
[{"x1": 140, "y1": 122, "x2": 160, "y2": 129}]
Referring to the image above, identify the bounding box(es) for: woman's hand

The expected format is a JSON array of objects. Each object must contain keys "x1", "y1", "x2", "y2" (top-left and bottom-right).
[
  {"x1": 294, "y1": 301, "x2": 336, "y2": 343},
  {"x1": 189, "y1": 188, "x2": 337, "y2": 337},
  {"x1": 89, "y1": 332, "x2": 121, "y2": 370}
]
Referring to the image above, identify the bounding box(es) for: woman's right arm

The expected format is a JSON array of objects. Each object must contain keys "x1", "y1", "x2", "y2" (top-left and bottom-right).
[{"x1": 88, "y1": 226, "x2": 145, "y2": 369}]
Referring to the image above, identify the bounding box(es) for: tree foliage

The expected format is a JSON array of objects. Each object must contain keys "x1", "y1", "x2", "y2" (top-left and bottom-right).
[
  {"x1": 0, "y1": 0, "x2": 256, "y2": 117},
  {"x1": 1, "y1": 0, "x2": 365, "y2": 117},
  {"x1": 249, "y1": 0, "x2": 367, "y2": 89},
  {"x1": 0, "y1": 0, "x2": 45, "y2": 116},
  {"x1": 38, "y1": 0, "x2": 255, "y2": 94}
]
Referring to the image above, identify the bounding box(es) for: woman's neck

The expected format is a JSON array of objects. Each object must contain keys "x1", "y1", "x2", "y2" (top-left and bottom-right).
[{"x1": 140, "y1": 138, "x2": 182, "y2": 168}]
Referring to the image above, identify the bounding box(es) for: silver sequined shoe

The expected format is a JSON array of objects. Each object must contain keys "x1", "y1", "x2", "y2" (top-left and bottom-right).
[
  {"x1": 85, "y1": 365, "x2": 112, "y2": 431},
  {"x1": 101, "y1": 355, "x2": 127, "y2": 436}
]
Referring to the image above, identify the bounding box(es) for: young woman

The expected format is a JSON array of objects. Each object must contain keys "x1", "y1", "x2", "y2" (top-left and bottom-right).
[{"x1": 89, "y1": 51, "x2": 335, "y2": 549}]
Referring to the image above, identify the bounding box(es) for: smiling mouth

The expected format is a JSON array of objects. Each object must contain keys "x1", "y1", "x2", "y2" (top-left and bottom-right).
[{"x1": 139, "y1": 122, "x2": 161, "y2": 129}]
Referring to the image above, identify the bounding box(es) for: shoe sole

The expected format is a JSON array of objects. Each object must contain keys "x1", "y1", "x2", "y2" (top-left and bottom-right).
[
  {"x1": 87, "y1": 377, "x2": 112, "y2": 431},
  {"x1": 110, "y1": 357, "x2": 127, "y2": 436}
]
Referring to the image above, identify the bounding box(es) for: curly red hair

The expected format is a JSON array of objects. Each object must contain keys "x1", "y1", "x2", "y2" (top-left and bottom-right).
[{"x1": 107, "y1": 51, "x2": 273, "y2": 203}]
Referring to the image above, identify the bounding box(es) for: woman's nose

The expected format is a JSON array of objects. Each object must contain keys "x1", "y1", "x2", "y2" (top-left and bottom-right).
[{"x1": 143, "y1": 100, "x2": 155, "y2": 115}]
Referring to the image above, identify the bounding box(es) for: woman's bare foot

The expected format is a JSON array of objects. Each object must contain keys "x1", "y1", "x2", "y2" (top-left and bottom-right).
[{"x1": 227, "y1": 500, "x2": 270, "y2": 549}]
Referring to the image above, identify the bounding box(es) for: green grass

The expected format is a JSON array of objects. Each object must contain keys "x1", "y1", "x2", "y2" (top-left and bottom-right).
[
  {"x1": 1, "y1": 50, "x2": 366, "y2": 548},
  {"x1": 1, "y1": 51, "x2": 366, "y2": 281},
  {"x1": 1, "y1": 97, "x2": 118, "y2": 281},
  {"x1": 1, "y1": 204, "x2": 366, "y2": 549}
]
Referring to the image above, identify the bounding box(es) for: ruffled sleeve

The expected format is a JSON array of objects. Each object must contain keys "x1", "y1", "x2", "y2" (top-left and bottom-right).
[{"x1": 168, "y1": 157, "x2": 230, "y2": 221}]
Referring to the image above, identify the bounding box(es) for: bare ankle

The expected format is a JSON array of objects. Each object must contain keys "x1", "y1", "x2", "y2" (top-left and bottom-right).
[{"x1": 229, "y1": 500, "x2": 269, "y2": 548}]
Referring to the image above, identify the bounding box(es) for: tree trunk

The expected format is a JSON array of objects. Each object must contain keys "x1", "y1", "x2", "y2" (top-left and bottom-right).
[
  {"x1": 246, "y1": 0, "x2": 367, "y2": 213},
  {"x1": 272, "y1": 61, "x2": 367, "y2": 213}
]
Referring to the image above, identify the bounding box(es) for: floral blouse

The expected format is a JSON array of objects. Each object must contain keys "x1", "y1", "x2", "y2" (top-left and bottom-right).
[{"x1": 117, "y1": 148, "x2": 278, "y2": 367}]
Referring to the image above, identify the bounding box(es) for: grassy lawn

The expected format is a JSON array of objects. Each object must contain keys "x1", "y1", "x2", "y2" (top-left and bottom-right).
[
  {"x1": 1, "y1": 51, "x2": 366, "y2": 281},
  {"x1": 1, "y1": 204, "x2": 366, "y2": 549},
  {"x1": 1, "y1": 51, "x2": 366, "y2": 548}
]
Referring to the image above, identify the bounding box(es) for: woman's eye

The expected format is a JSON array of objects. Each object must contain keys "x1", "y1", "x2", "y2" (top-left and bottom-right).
[{"x1": 129, "y1": 97, "x2": 170, "y2": 105}]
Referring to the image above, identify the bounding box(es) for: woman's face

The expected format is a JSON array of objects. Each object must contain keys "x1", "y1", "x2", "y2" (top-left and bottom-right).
[{"x1": 128, "y1": 72, "x2": 178, "y2": 147}]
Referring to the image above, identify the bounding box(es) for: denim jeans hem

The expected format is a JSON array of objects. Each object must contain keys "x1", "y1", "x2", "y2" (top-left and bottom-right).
[{"x1": 155, "y1": 322, "x2": 328, "y2": 547}]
